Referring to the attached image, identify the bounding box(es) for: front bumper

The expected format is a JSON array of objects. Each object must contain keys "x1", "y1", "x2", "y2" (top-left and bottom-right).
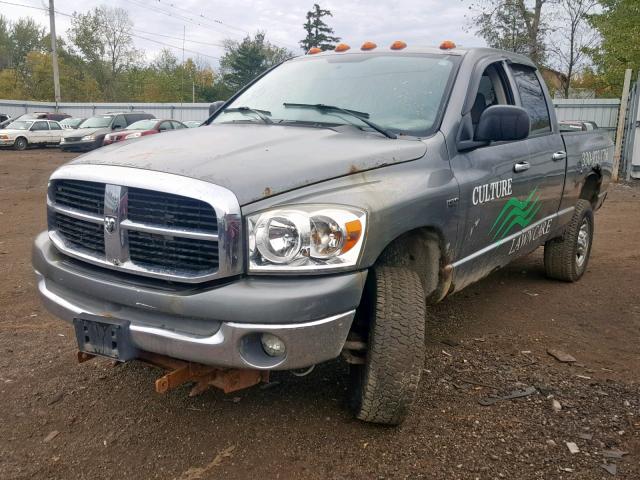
[
  {"x1": 0, "y1": 138, "x2": 15, "y2": 146},
  {"x1": 60, "y1": 139, "x2": 98, "y2": 151},
  {"x1": 33, "y1": 232, "x2": 366, "y2": 370}
]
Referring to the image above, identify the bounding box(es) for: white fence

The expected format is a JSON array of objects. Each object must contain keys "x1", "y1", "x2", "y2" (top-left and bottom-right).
[
  {"x1": 0, "y1": 99, "x2": 211, "y2": 122},
  {"x1": 553, "y1": 98, "x2": 620, "y2": 139},
  {"x1": 0, "y1": 98, "x2": 622, "y2": 137}
]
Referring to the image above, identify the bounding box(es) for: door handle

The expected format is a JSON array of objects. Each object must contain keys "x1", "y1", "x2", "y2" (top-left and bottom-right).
[
  {"x1": 513, "y1": 161, "x2": 530, "y2": 173},
  {"x1": 552, "y1": 151, "x2": 567, "y2": 161}
]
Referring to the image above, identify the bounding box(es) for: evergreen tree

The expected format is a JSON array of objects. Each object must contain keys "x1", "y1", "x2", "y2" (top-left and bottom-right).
[
  {"x1": 220, "y1": 32, "x2": 292, "y2": 93},
  {"x1": 300, "y1": 4, "x2": 340, "y2": 52}
]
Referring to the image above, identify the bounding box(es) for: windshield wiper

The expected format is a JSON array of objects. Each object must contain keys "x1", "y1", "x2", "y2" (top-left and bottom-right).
[
  {"x1": 222, "y1": 106, "x2": 273, "y2": 124},
  {"x1": 283, "y1": 103, "x2": 396, "y2": 139}
]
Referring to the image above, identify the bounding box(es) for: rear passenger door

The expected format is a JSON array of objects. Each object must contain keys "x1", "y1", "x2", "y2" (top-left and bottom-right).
[
  {"x1": 509, "y1": 64, "x2": 566, "y2": 230},
  {"x1": 48, "y1": 121, "x2": 63, "y2": 143}
]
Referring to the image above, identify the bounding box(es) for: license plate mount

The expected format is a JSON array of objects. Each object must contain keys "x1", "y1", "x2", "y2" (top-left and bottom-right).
[{"x1": 73, "y1": 315, "x2": 137, "y2": 362}]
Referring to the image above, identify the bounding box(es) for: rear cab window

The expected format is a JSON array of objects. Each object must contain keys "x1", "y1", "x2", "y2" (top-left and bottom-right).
[{"x1": 510, "y1": 64, "x2": 552, "y2": 136}]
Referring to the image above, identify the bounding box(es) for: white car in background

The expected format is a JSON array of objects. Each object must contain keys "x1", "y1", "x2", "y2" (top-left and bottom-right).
[{"x1": 0, "y1": 119, "x2": 64, "y2": 150}]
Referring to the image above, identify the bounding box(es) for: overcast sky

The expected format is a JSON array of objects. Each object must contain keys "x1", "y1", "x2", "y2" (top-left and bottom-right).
[{"x1": 3, "y1": 0, "x2": 485, "y2": 65}]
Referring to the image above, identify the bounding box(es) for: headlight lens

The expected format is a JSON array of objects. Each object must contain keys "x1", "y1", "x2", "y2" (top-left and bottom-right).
[
  {"x1": 0, "y1": 134, "x2": 8, "y2": 139},
  {"x1": 81, "y1": 134, "x2": 95, "y2": 141},
  {"x1": 125, "y1": 132, "x2": 142, "y2": 139},
  {"x1": 248, "y1": 205, "x2": 366, "y2": 273}
]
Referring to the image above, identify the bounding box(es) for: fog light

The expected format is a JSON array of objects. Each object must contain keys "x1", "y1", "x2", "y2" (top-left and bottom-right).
[{"x1": 260, "y1": 333, "x2": 285, "y2": 357}]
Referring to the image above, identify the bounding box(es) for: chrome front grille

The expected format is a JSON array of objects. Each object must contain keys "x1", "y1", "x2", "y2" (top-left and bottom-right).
[
  {"x1": 128, "y1": 231, "x2": 219, "y2": 271},
  {"x1": 47, "y1": 165, "x2": 242, "y2": 283},
  {"x1": 52, "y1": 180, "x2": 105, "y2": 215},
  {"x1": 52, "y1": 211, "x2": 105, "y2": 255},
  {"x1": 127, "y1": 187, "x2": 218, "y2": 233}
]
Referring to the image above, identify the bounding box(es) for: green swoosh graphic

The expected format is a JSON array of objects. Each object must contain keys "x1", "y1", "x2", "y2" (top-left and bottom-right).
[
  {"x1": 490, "y1": 188, "x2": 541, "y2": 240},
  {"x1": 492, "y1": 196, "x2": 540, "y2": 240}
]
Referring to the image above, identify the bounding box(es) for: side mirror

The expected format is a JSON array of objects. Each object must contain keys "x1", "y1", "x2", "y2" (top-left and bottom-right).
[
  {"x1": 475, "y1": 105, "x2": 530, "y2": 142},
  {"x1": 209, "y1": 100, "x2": 225, "y2": 116}
]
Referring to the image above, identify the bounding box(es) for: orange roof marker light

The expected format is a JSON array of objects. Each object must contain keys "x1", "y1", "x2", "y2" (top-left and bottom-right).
[
  {"x1": 361, "y1": 41, "x2": 377, "y2": 51},
  {"x1": 334, "y1": 43, "x2": 351, "y2": 52},
  {"x1": 439, "y1": 40, "x2": 457, "y2": 50},
  {"x1": 308, "y1": 47, "x2": 322, "y2": 55},
  {"x1": 390, "y1": 40, "x2": 407, "y2": 50}
]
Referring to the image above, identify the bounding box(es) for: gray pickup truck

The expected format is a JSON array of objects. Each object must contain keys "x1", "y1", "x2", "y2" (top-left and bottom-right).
[{"x1": 33, "y1": 44, "x2": 613, "y2": 425}]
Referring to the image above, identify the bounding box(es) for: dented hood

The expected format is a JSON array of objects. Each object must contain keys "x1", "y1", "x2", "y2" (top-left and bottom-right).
[{"x1": 70, "y1": 123, "x2": 426, "y2": 205}]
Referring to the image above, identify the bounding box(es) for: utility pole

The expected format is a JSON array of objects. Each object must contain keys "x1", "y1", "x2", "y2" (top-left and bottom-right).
[
  {"x1": 48, "y1": 0, "x2": 61, "y2": 108},
  {"x1": 180, "y1": 25, "x2": 185, "y2": 120}
]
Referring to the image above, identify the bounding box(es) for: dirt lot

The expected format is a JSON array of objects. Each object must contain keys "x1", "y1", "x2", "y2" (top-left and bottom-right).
[{"x1": 0, "y1": 148, "x2": 639, "y2": 480}]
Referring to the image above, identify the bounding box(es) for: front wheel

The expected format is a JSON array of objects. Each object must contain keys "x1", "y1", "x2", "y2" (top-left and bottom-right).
[
  {"x1": 14, "y1": 137, "x2": 27, "y2": 151},
  {"x1": 544, "y1": 199, "x2": 594, "y2": 282},
  {"x1": 349, "y1": 266, "x2": 426, "y2": 425}
]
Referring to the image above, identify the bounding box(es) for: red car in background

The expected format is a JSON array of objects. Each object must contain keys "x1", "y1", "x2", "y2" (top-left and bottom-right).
[{"x1": 103, "y1": 119, "x2": 187, "y2": 145}]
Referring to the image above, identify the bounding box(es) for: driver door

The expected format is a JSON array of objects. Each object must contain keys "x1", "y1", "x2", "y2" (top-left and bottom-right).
[{"x1": 29, "y1": 121, "x2": 49, "y2": 145}]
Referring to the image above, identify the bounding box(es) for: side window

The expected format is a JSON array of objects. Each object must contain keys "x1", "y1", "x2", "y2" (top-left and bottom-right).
[
  {"x1": 50, "y1": 122, "x2": 62, "y2": 130},
  {"x1": 471, "y1": 63, "x2": 513, "y2": 129},
  {"x1": 511, "y1": 65, "x2": 551, "y2": 136},
  {"x1": 113, "y1": 115, "x2": 126, "y2": 129},
  {"x1": 172, "y1": 121, "x2": 186, "y2": 129},
  {"x1": 159, "y1": 121, "x2": 172, "y2": 131},
  {"x1": 32, "y1": 121, "x2": 49, "y2": 131}
]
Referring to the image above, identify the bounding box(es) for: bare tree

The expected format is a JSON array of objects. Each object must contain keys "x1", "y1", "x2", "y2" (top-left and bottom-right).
[
  {"x1": 548, "y1": 0, "x2": 598, "y2": 98},
  {"x1": 468, "y1": 0, "x2": 550, "y2": 65}
]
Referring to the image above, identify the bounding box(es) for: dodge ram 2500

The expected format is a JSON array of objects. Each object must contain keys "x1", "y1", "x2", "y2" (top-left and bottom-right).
[{"x1": 33, "y1": 43, "x2": 613, "y2": 425}]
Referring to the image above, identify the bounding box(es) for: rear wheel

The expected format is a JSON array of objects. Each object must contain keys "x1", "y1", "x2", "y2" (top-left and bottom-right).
[
  {"x1": 544, "y1": 199, "x2": 594, "y2": 282},
  {"x1": 349, "y1": 266, "x2": 425, "y2": 425},
  {"x1": 14, "y1": 137, "x2": 27, "y2": 151}
]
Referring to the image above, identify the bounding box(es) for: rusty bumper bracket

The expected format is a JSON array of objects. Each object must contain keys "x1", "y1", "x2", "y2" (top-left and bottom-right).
[{"x1": 77, "y1": 350, "x2": 269, "y2": 396}]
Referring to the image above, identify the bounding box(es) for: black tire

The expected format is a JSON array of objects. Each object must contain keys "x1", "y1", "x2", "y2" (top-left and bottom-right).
[
  {"x1": 14, "y1": 137, "x2": 27, "y2": 151},
  {"x1": 544, "y1": 199, "x2": 594, "y2": 282},
  {"x1": 349, "y1": 266, "x2": 426, "y2": 425}
]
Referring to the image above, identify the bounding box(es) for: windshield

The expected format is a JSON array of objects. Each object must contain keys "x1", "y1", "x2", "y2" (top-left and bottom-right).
[
  {"x1": 127, "y1": 120, "x2": 157, "y2": 130},
  {"x1": 213, "y1": 53, "x2": 459, "y2": 136},
  {"x1": 6, "y1": 121, "x2": 33, "y2": 130},
  {"x1": 80, "y1": 115, "x2": 114, "y2": 128}
]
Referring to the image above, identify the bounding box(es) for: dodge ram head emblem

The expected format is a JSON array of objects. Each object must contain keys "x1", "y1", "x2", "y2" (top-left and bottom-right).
[{"x1": 104, "y1": 216, "x2": 117, "y2": 234}]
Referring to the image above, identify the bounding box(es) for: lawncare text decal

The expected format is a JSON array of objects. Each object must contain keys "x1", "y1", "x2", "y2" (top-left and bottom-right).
[{"x1": 508, "y1": 218, "x2": 553, "y2": 255}]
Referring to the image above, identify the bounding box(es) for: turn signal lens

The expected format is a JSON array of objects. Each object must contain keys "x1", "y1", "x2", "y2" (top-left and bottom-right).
[
  {"x1": 390, "y1": 40, "x2": 407, "y2": 50},
  {"x1": 439, "y1": 40, "x2": 456, "y2": 50},
  {"x1": 308, "y1": 47, "x2": 322, "y2": 54},
  {"x1": 334, "y1": 43, "x2": 350, "y2": 52},
  {"x1": 361, "y1": 41, "x2": 376, "y2": 51},
  {"x1": 342, "y1": 219, "x2": 362, "y2": 254}
]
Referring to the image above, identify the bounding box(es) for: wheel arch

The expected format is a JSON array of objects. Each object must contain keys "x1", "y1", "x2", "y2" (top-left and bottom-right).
[
  {"x1": 579, "y1": 172, "x2": 602, "y2": 209},
  {"x1": 374, "y1": 226, "x2": 453, "y2": 303}
]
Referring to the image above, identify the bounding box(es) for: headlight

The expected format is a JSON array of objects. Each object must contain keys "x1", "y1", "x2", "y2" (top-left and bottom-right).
[
  {"x1": 247, "y1": 205, "x2": 366, "y2": 273},
  {"x1": 81, "y1": 135, "x2": 95, "y2": 141},
  {"x1": 0, "y1": 134, "x2": 8, "y2": 139},
  {"x1": 125, "y1": 132, "x2": 142, "y2": 139}
]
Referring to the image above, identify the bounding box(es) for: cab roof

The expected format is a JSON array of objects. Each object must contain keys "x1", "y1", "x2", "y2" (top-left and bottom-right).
[{"x1": 299, "y1": 45, "x2": 537, "y2": 69}]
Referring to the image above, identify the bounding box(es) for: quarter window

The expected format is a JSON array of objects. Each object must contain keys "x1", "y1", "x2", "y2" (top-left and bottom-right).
[
  {"x1": 511, "y1": 65, "x2": 551, "y2": 135},
  {"x1": 50, "y1": 122, "x2": 62, "y2": 130}
]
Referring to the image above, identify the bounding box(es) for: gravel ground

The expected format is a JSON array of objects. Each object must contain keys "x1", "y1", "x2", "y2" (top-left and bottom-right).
[{"x1": 0, "y1": 148, "x2": 638, "y2": 480}]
